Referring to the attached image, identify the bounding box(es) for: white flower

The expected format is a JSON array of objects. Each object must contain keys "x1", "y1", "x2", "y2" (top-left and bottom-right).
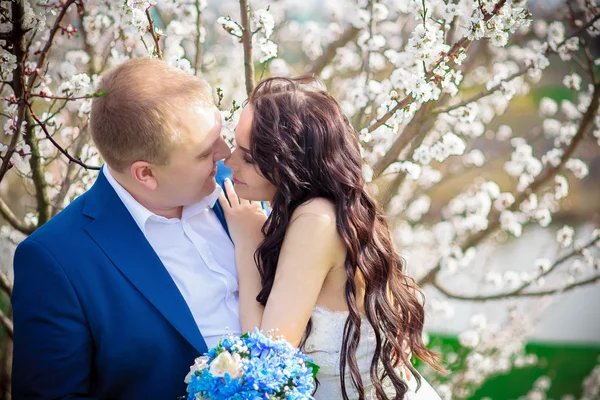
[
  {"x1": 490, "y1": 30, "x2": 509, "y2": 47},
  {"x1": 413, "y1": 145, "x2": 431, "y2": 165},
  {"x1": 563, "y1": 73, "x2": 582, "y2": 91},
  {"x1": 496, "y1": 125, "x2": 512, "y2": 141},
  {"x1": 185, "y1": 356, "x2": 210, "y2": 383},
  {"x1": 256, "y1": 37, "x2": 278, "y2": 63},
  {"x1": 495, "y1": 192, "x2": 515, "y2": 210},
  {"x1": 218, "y1": 16, "x2": 243, "y2": 37},
  {"x1": 547, "y1": 21, "x2": 565, "y2": 50},
  {"x1": 209, "y1": 351, "x2": 243, "y2": 379},
  {"x1": 442, "y1": 132, "x2": 466, "y2": 156},
  {"x1": 541, "y1": 148, "x2": 563, "y2": 167},
  {"x1": 430, "y1": 142, "x2": 446, "y2": 162},
  {"x1": 399, "y1": 161, "x2": 421, "y2": 180},
  {"x1": 556, "y1": 225, "x2": 574, "y2": 248},
  {"x1": 533, "y1": 20, "x2": 547, "y2": 38},
  {"x1": 470, "y1": 314, "x2": 487, "y2": 330},
  {"x1": 463, "y1": 149, "x2": 485, "y2": 167},
  {"x1": 535, "y1": 208, "x2": 552, "y2": 227},
  {"x1": 561, "y1": 100, "x2": 582, "y2": 120},
  {"x1": 500, "y1": 210, "x2": 523, "y2": 237},
  {"x1": 372, "y1": 3, "x2": 389, "y2": 21},
  {"x1": 539, "y1": 97, "x2": 558, "y2": 117},
  {"x1": 459, "y1": 330, "x2": 480, "y2": 348},
  {"x1": 535, "y1": 258, "x2": 552, "y2": 274},
  {"x1": 406, "y1": 195, "x2": 431, "y2": 221},
  {"x1": 565, "y1": 158, "x2": 589, "y2": 179},
  {"x1": 441, "y1": 3, "x2": 460, "y2": 21},
  {"x1": 554, "y1": 175, "x2": 569, "y2": 200},
  {"x1": 252, "y1": 8, "x2": 275, "y2": 39},
  {"x1": 362, "y1": 164, "x2": 373, "y2": 183},
  {"x1": 481, "y1": 181, "x2": 500, "y2": 199}
]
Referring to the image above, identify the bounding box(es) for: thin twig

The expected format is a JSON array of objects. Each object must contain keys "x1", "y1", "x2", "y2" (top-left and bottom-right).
[
  {"x1": 29, "y1": 92, "x2": 104, "y2": 101},
  {"x1": 51, "y1": 124, "x2": 90, "y2": 216},
  {"x1": 26, "y1": 102, "x2": 100, "y2": 170},
  {"x1": 434, "y1": 65, "x2": 529, "y2": 115},
  {"x1": 145, "y1": 6, "x2": 162, "y2": 59},
  {"x1": 0, "y1": 196, "x2": 35, "y2": 234},
  {"x1": 26, "y1": 0, "x2": 77, "y2": 95},
  {"x1": 432, "y1": 237, "x2": 600, "y2": 301},
  {"x1": 435, "y1": 274, "x2": 600, "y2": 300}
]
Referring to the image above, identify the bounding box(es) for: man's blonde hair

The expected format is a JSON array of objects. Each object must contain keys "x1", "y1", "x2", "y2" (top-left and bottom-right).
[{"x1": 90, "y1": 58, "x2": 214, "y2": 172}]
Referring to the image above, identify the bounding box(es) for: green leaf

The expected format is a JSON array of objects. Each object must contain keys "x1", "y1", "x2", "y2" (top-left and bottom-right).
[{"x1": 306, "y1": 361, "x2": 320, "y2": 379}]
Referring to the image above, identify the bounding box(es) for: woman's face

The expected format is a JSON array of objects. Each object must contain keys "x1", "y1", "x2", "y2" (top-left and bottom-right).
[{"x1": 224, "y1": 106, "x2": 277, "y2": 201}]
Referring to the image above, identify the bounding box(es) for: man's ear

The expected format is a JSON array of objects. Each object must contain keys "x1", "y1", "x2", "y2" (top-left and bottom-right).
[{"x1": 130, "y1": 161, "x2": 158, "y2": 191}]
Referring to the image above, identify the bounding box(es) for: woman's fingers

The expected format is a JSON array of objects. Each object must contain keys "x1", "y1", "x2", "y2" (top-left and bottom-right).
[
  {"x1": 217, "y1": 191, "x2": 230, "y2": 213},
  {"x1": 223, "y1": 178, "x2": 239, "y2": 207}
]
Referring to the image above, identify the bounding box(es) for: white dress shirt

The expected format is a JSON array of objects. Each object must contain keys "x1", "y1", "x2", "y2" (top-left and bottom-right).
[{"x1": 103, "y1": 166, "x2": 241, "y2": 348}]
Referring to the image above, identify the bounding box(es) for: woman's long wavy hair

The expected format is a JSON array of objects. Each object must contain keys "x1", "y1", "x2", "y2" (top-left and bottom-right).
[{"x1": 248, "y1": 76, "x2": 443, "y2": 400}]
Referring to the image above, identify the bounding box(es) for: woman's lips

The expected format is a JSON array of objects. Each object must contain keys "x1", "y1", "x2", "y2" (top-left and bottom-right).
[{"x1": 232, "y1": 177, "x2": 245, "y2": 185}]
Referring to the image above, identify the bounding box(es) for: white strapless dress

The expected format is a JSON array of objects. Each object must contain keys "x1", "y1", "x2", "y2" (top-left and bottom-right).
[{"x1": 303, "y1": 306, "x2": 442, "y2": 400}]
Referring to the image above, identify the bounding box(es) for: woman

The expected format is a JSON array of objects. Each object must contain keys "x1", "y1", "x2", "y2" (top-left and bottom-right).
[{"x1": 218, "y1": 76, "x2": 444, "y2": 399}]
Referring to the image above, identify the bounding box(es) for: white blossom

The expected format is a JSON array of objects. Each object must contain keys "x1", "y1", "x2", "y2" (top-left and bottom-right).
[
  {"x1": 563, "y1": 73, "x2": 582, "y2": 91},
  {"x1": 556, "y1": 225, "x2": 574, "y2": 248},
  {"x1": 565, "y1": 158, "x2": 589, "y2": 179}
]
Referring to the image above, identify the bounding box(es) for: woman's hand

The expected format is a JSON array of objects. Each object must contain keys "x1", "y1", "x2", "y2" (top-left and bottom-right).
[{"x1": 218, "y1": 179, "x2": 268, "y2": 251}]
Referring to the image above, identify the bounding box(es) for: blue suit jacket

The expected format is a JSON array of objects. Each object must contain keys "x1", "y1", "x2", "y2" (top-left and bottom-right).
[{"x1": 11, "y1": 162, "x2": 232, "y2": 400}]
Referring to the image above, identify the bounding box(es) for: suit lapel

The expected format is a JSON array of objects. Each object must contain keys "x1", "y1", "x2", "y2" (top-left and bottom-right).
[{"x1": 83, "y1": 172, "x2": 207, "y2": 355}]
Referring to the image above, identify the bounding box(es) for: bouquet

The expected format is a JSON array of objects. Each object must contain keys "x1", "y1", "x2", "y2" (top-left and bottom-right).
[{"x1": 185, "y1": 329, "x2": 319, "y2": 400}]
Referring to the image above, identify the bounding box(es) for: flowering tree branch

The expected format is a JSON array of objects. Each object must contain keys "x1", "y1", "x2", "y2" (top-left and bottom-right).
[
  {"x1": 23, "y1": 112, "x2": 51, "y2": 226},
  {"x1": 431, "y1": 236, "x2": 600, "y2": 301},
  {"x1": 365, "y1": 0, "x2": 503, "y2": 135},
  {"x1": 419, "y1": 80, "x2": 600, "y2": 287},
  {"x1": 367, "y1": 0, "x2": 509, "y2": 183},
  {"x1": 435, "y1": 13, "x2": 600, "y2": 116},
  {"x1": 239, "y1": 0, "x2": 255, "y2": 96},
  {"x1": 0, "y1": 1, "x2": 26, "y2": 183},
  {"x1": 309, "y1": 26, "x2": 360, "y2": 76},
  {"x1": 145, "y1": 6, "x2": 162, "y2": 59},
  {"x1": 434, "y1": 65, "x2": 529, "y2": 115},
  {"x1": 0, "y1": 0, "x2": 77, "y2": 183},
  {"x1": 26, "y1": 102, "x2": 100, "y2": 171},
  {"x1": 51, "y1": 125, "x2": 91, "y2": 217}
]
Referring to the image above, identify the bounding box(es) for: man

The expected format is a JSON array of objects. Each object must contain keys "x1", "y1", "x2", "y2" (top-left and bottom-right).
[{"x1": 12, "y1": 58, "x2": 238, "y2": 399}]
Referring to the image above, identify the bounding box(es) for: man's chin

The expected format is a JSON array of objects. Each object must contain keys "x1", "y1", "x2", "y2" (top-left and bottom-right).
[{"x1": 201, "y1": 177, "x2": 217, "y2": 194}]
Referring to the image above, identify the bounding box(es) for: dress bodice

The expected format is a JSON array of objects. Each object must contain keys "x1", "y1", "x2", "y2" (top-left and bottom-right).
[{"x1": 303, "y1": 306, "x2": 441, "y2": 400}]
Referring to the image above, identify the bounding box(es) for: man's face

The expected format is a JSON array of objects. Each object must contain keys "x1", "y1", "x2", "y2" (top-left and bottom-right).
[{"x1": 153, "y1": 105, "x2": 231, "y2": 208}]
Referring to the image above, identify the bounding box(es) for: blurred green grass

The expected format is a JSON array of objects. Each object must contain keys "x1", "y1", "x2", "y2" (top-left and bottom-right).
[{"x1": 422, "y1": 333, "x2": 600, "y2": 399}]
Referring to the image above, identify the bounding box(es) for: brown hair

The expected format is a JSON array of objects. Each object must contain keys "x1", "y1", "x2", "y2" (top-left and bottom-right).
[
  {"x1": 248, "y1": 77, "x2": 443, "y2": 399},
  {"x1": 90, "y1": 58, "x2": 214, "y2": 172}
]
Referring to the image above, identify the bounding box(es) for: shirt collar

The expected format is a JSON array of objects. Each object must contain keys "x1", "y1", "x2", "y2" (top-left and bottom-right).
[{"x1": 102, "y1": 165, "x2": 221, "y2": 232}]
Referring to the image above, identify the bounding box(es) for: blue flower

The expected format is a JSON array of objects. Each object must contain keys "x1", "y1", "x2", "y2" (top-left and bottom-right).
[{"x1": 185, "y1": 330, "x2": 317, "y2": 400}]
